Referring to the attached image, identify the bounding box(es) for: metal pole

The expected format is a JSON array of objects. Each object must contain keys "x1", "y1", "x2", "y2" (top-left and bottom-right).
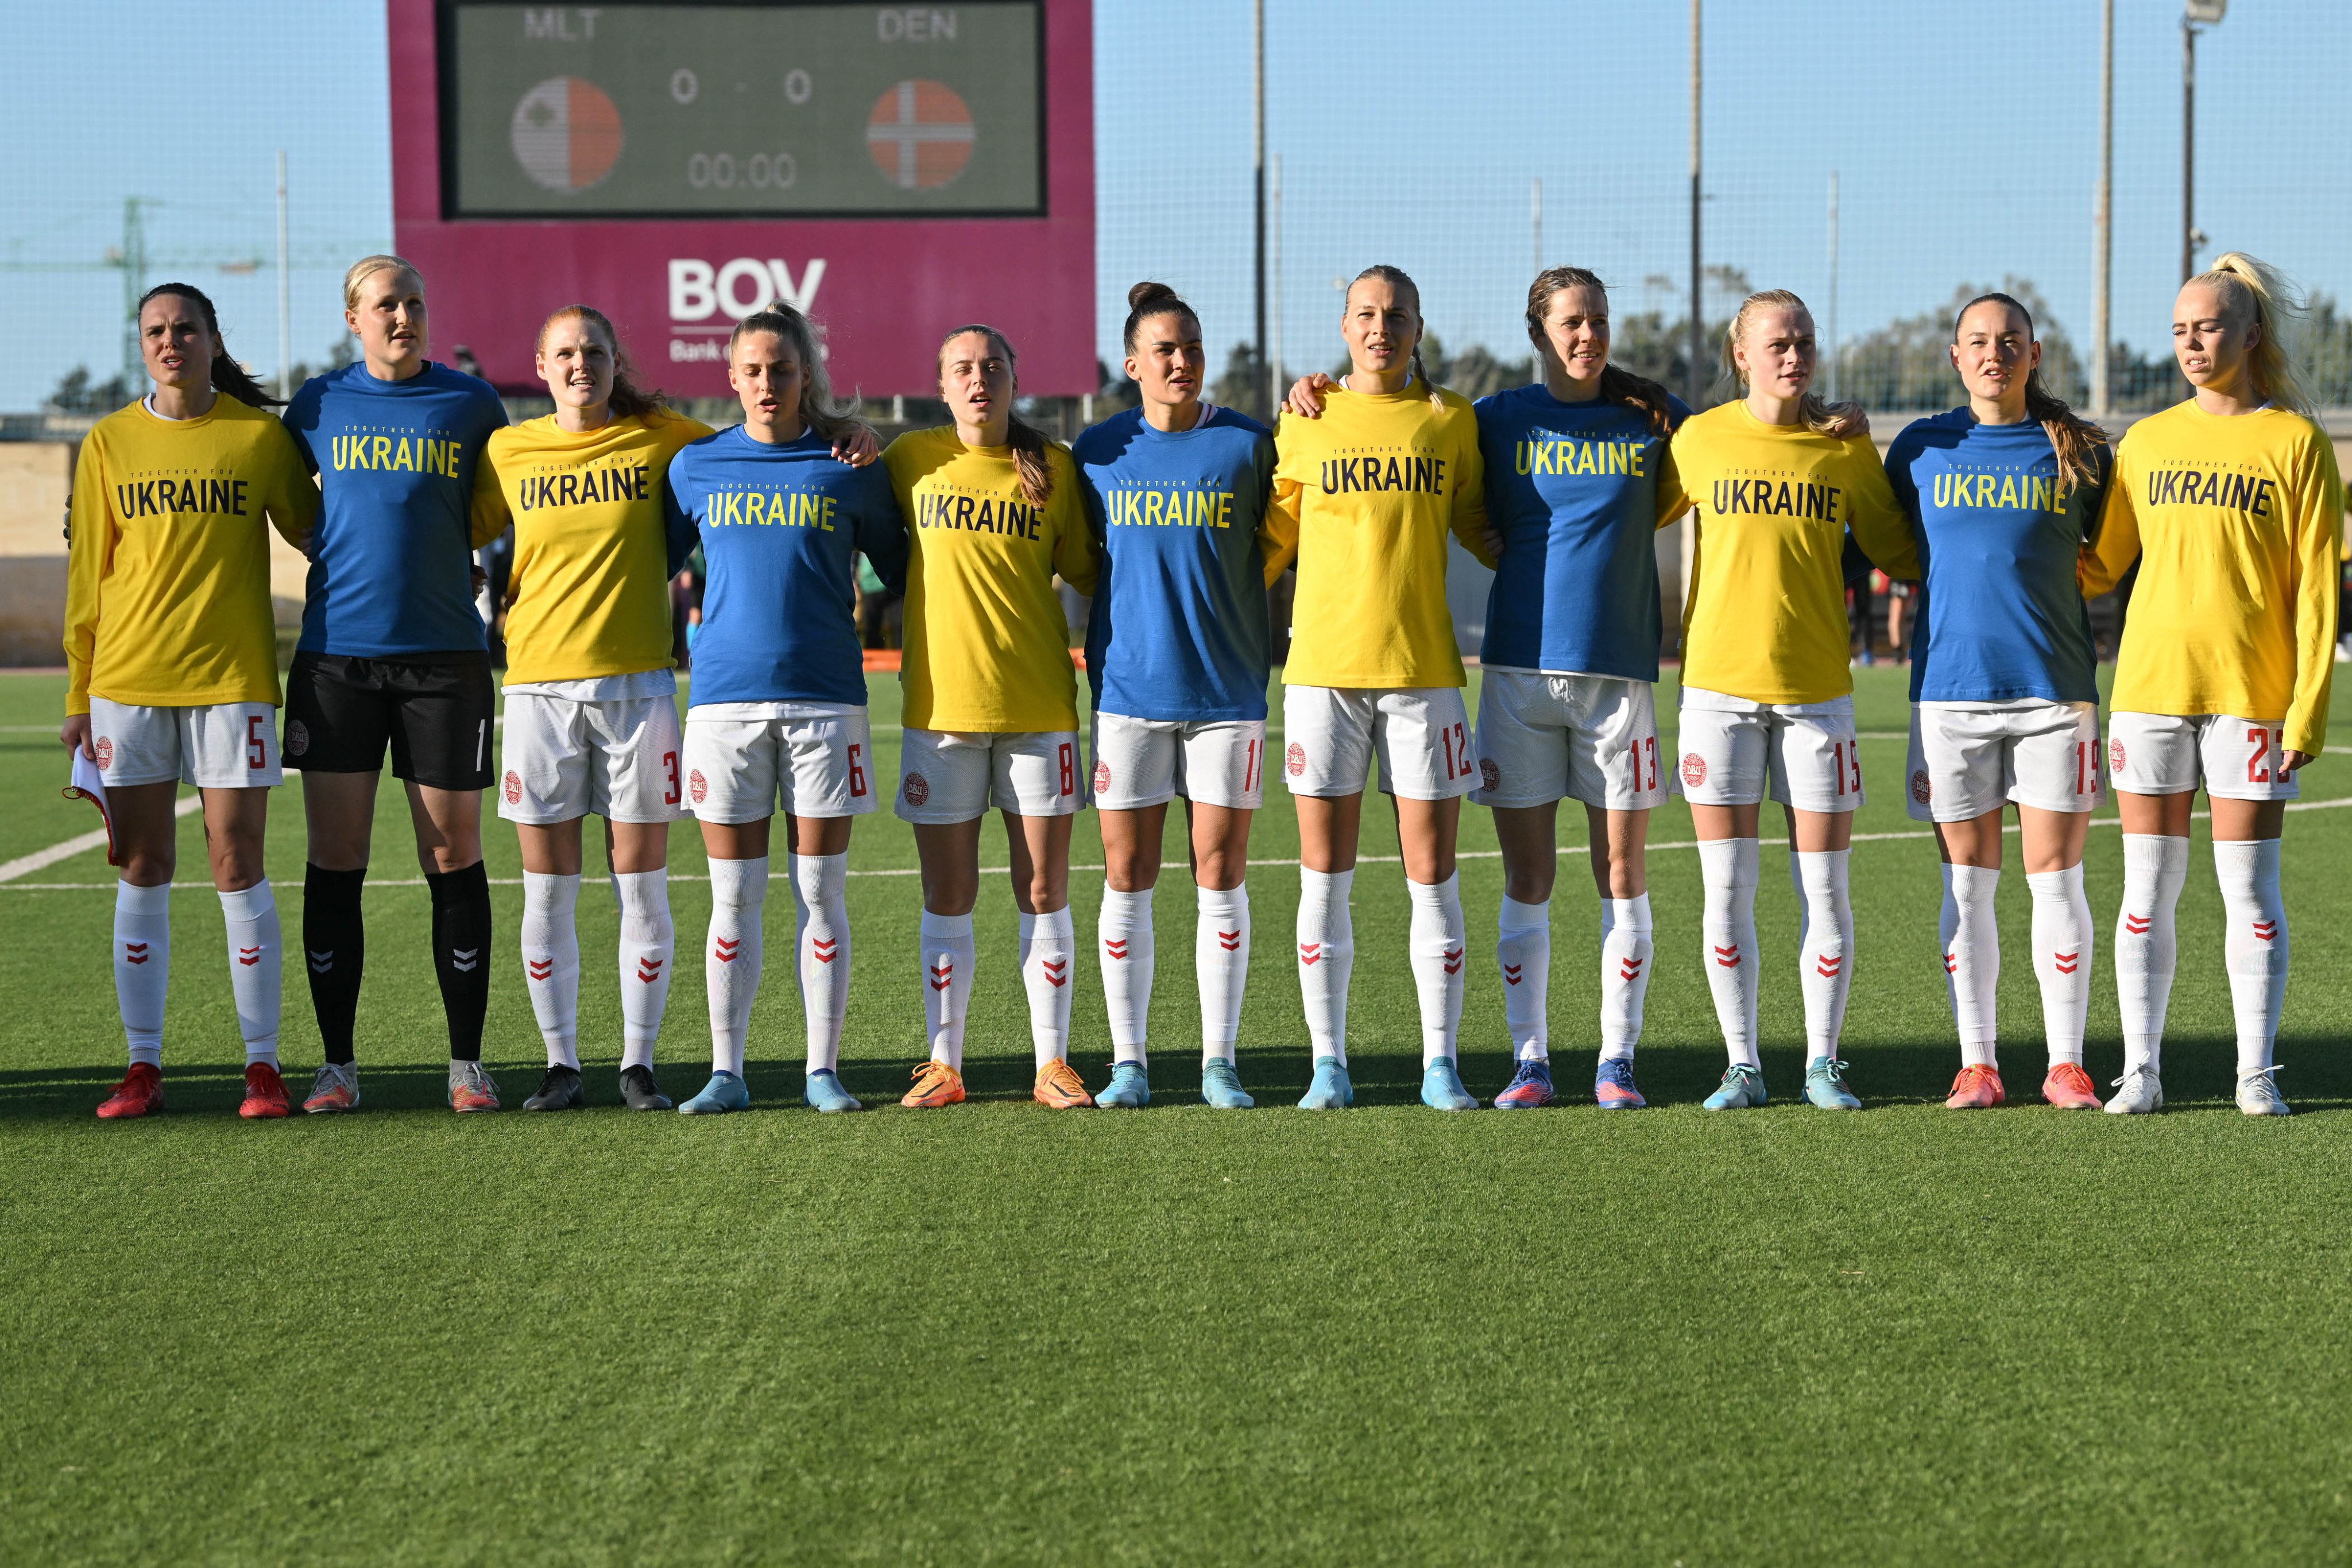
[
  {"x1": 1531, "y1": 176, "x2": 1542, "y2": 279},
  {"x1": 2092, "y1": 0, "x2": 2113, "y2": 419},
  {"x1": 1687, "y1": 0, "x2": 1704, "y2": 412},
  {"x1": 1253, "y1": 0, "x2": 1267, "y2": 417},
  {"x1": 276, "y1": 150, "x2": 292, "y2": 401},
  {"x1": 1270, "y1": 152, "x2": 1283, "y2": 407},
  {"x1": 1826, "y1": 170, "x2": 1840, "y2": 403},
  {"x1": 2181, "y1": 16, "x2": 2195, "y2": 284}
]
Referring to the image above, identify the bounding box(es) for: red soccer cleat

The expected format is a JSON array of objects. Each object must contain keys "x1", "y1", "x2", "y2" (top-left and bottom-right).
[
  {"x1": 239, "y1": 1062, "x2": 292, "y2": 1119},
  {"x1": 1944, "y1": 1063, "x2": 2006, "y2": 1109},
  {"x1": 2041, "y1": 1061, "x2": 2104, "y2": 1110},
  {"x1": 95, "y1": 1062, "x2": 164, "y2": 1120}
]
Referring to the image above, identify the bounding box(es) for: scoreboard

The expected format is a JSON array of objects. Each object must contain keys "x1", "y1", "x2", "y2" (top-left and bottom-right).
[{"x1": 389, "y1": 0, "x2": 1094, "y2": 396}]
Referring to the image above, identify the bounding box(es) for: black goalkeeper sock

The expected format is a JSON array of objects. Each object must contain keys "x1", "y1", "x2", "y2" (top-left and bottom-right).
[
  {"x1": 303, "y1": 864, "x2": 368, "y2": 1066},
  {"x1": 426, "y1": 861, "x2": 493, "y2": 1062}
]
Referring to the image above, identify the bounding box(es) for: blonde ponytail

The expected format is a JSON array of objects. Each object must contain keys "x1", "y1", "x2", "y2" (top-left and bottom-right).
[
  {"x1": 2198, "y1": 252, "x2": 2319, "y2": 419},
  {"x1": 1348, "y1": 264, "x2": 1444, "y2": 406},
  {"x1": 1722, "y1": 289, "x2": 1858, "y2": 436}
]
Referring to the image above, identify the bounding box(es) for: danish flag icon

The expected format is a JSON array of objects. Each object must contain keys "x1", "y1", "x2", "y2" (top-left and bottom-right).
[
  {"x1": 1502, "y1": 962, "x2": 1523, "y2": 986},
  {"x1": 237, "y1": 945, "x2": 261, "y2": 968},
  {"x1": 2252, "y1": 919, "x2": 2278, "y2": 943},
  {"x1": 1441, "y1": 946, "x2": 1463, "y2": 975},
  {"x1": 123, "y1": 942, "x2": 149, "y2": 966},
  {"x1": 1619, "y1": 956, "x2": 1645, "y2": 981},
  {"x1": 2123, "y1": 913, "x2": 2152, "y2": 936},
  {"x1": 2052, "y1": 949, "x2": 2081, "y2": 975},
  {"x1": 1298, "y1": 942, "x2": 1323, "y2": 966},
  {"x1": 928, "y1": 959, "x2": 953, "y2": 992},
  {"x1": 1712, "y1": 944, "x2": 1741, "y2": 968},
  {"x1": 527, "y1": 958, "x2": 554, "y2": 981},
  {"x1": 810, "y1": 937, "x2": 838, "y2": 965},
  {"x1": 1040, "y1": 957, "x2": 1069, "y2": 988},
  {"x1": 1216, "y1": 928, "x2": 1240, "y2": 951},
  {"x1": 1815, "y1": 954, "x2": 1845, "y2": 979},
  {"x1": 1103, "y1": 939, "x2": 1129, "y2": 961},
  {"x1": 713, "y1": 936, "x2": 741, "y2": 965},
  {"x1": 636, "y1": 955, "x2": 665, "y2": 984}
]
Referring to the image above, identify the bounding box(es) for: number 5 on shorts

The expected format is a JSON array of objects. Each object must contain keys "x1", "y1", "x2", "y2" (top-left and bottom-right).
[{"x1": 247, "y1": 714, "x2": 267, "y2": 770}]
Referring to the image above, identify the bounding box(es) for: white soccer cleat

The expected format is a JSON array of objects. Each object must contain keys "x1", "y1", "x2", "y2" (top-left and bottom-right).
[
  {"x1": 2104, "y1": 1067, "x2": 2164, "y2": 1115},
  {"x1": 2235, "y1": 1067, "x2": 2291, "y2": 1117}
]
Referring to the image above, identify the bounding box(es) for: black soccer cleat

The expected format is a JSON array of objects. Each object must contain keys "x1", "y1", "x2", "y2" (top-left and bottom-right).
[
  {"x1": 617, "y1": 1064, "x2": 672, "y2": 1112},
  {"x1": 522, "y1": 1064, "x2": 585, "y2": 1112}
]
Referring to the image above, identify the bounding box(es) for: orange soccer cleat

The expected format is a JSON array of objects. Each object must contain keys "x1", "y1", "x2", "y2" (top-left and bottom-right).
[
  {"x1": 901, "y1": 1059, "x2": 966, "y2": 1108},
  {"x1": 238, "y1": 1062, "x2": 292, "y2": 1119},
  {"x1": 1944, "y1": 1063, "x2": 2006, "y2": 1109},
  {"x1": 1032, "y1": 1058, "x2": 1094, "y2": 1109},
  {"x1": 2041, "y1": 1061, "x2": 2105, "y2": 1110},
  {"x1": 95, "y1": 1062, "x2": 164, "y2": 1120}
]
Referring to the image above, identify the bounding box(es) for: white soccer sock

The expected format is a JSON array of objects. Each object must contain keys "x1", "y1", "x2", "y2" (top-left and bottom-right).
[
  {"x1": 1600, "y1": 893, "x2": 1653, "y2": 1063},
  {"x1": 519, "y1": 871, "x2": 582, "y2": 1069},
  {"x1": 613, "y1": 868, "x2": 673, "y2": 1072},
  {"x1": 2026, "y1": 864, "x2": 2092, "y2": 1067},
  {"x1": 921, "y1": 909, "x2": 975, "y2": 1070},
  {"x1": 113, "y1": 880, "x2": 169, "y2": 1066},
  {"x1": 788, "y1": 853, "x2": 850, "y2": 1075},
  {"x1": 1407, "y1": 873, "x2": 1467, "y2": 1067},
  {"x1": 1297, "y1": 867, "x2": 1354, "y2": 1064},
  {"x1": 2115, "y1": 834, "x2": 2188, "y2": 1075},
  {"x1": 1496, "y1": 894, "x2": 1550, "y2": 1063},
  {"x1": 1944, "y1": 864, "x2": 2001, "y2": 1068},
  {"x1": 1696, "y1": 839, "x2": 1760, "y2": 1068},
  {"x1": 1098, "y1": 885, "x2": 1154, "y2": 1065},
  {"x1": 1196, "y1": 883, "x2": 1250, "y2": 1063},
  {"x1": 2214, "y1": 838, "x2": 2287, "y2": 1076},
  {"x1": 1021, "y1": 906, "x2": 1076, "y2": 1068},
  {"x1": 706, "y1": 856, "x2": 767, "y2": 1077},
  {"x1": 217, "y1": 880, "x2": 281, "y2": 1067},
  {"x1": 1793, "y1": 849, "x2": 1854, "y2": 1064}
]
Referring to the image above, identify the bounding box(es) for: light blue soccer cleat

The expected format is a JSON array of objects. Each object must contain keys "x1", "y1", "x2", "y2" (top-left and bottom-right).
[
  {"x1": 803, "y1": 1068, "x2": 862, "y2": 1113},
  {"x1": 1421, "y1": 1056, "x2": 1479, "y2": 1112},
  {"x1": 1703, "y1": 1063, "x2": 1767, "y2": 1110},
  {"x1": 1298, "y1": 1055, "x2": 1353, "y2": 1109},
  {"x1": 1200, "y1": 1058, "x2": 1254, "y2": 1109},
  {"x1": 678, "y1": 1070, "x2": 751, "y2": 1116},
  {"x1": 1097, "y1": 1061, "x2": 1151, "y2": 1108},
  {"x1": 1804, "y1": 1056, "x2": 1863, "y2": 1110}
]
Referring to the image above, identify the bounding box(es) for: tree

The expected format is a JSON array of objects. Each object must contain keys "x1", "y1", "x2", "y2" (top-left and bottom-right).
[
  {"x1": 46, "y1": 365, "x2": 133, "y2": 414},
  {"x1": 1209, "y1": 342, "x2": 1270, "y2": 423}
]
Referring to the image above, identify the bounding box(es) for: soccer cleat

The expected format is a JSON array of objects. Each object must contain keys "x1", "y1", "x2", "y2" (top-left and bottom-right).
[
  {"x1": 1943, "y1": 1064, "x2": 2005, "y2": 1109},
  {"x1": 238, "y1": 1063, "x2": 291, "y2": 1120},
  {"x1": 679, "y1": 1070, "x2": 751, "y2": 1115},
  {"x1": 2041, "y1": 1062, "x2": 2103, "y2": 1110},
  {"x1": 1033, "y1": 1058, "x2": 1095, "y2": 1109},
  {"x1": 522, "y1": 1064, "x2": 584, "y2": 1112},
  {"x1": 1096, "y1": 1061, "x2": 1150, "y2": 1108},
  {"x1": 901, "y1": 1060, "x2": 965, "y2": 1108},
  {"x1": 1703, "y1": 1063, "x2": 1767, "y2": 1110},
  {"x1": 618, "y1": 1064, "x2": 672, "y2": 1112},
  {"x1": 1804, "y1": 1057, "x2": 1862, "y2": 1110},
  {"x1": 448, "y1": 1060, "x2": 501, "y2": 1114},
  {"x1": 1421, "y1": 1056, "x2": 1478, "y2": 1112},
  {"x1": 1593, "y1": 1058, "x2": 1646, "y2": 1109},
  {"x1": 804, "y1": 1068, "x2": 862, "y2": 1113},
  {"x1": 303, "y1": 1061, "x2": 360, "y2": 1114},
  {"x1": 95, "y1": 1062, "x2": 164, "y2": 1120},
  {"x1": 1298, "y1": 1055, "x2": 1353, "y2": 1109},
  {"x1": 1200, "y1": 1058, "x2": 1254, "y2": 1109},
  {"x1": 2235, "y1": 1066, "x2": 2291, "y2": 1117},
  {"x1": 2104, "y1": 1067, "x2": 2163, "y2": 1115},
  {"x1": 1492, "y1": 1059, "x2": 1554, "y2": 1109}
]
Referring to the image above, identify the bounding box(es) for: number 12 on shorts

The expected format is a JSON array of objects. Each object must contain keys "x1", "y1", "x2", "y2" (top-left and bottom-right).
[{"x1": 1440, "y1": 722, "x2": 1470, "y2": 781}]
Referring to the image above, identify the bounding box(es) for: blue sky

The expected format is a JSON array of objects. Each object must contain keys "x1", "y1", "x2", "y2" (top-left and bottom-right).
[{"x1": 4, "y1": 2, "x2": 2347, "y2": 408}]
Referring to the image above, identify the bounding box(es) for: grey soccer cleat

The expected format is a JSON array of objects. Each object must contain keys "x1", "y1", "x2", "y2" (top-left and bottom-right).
[
  {"x1": 2235, "y1": 1066, "x2": 2291, "y2": 1117},
  {"x1": 2104, "y1": 1067, "x2": 2164, "y2": 1115}
]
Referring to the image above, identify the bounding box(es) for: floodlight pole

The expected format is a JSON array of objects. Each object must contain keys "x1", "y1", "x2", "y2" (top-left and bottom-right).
[
  {"x1": 1687, "y1": 0, "x2": 1703, "y2": 412},
  {"x1": 2181, "y1": 14, "x2": 2195, "y2": 282},
  {"x1": 1253, "y1": 0, "x2": 1268, "y2": 417},
  {"x1": 1531, "y1": 177, "x2": 1542, "y2": 279},
  {"x1": 2092, "y1": 0, "x2": 2112, "y2": 420},
  {"x1": 276, "y1": 150, "x2": 291, "y2": 402},
  {"x1": 1825, "y1": 170, "x2": 1839, "y2": 403},
  {"x1": 1270, "y1": 152, "x2": 1283, "y2": 406}
]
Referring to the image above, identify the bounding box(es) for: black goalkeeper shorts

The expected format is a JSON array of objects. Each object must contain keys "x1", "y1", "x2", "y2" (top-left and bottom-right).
[{"x1": 283, "y1": 652, "x2": 496, "y2": 791}]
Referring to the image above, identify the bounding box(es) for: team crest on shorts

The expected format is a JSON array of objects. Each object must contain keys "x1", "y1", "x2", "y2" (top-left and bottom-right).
[
  {"x1": 285, "y1": 720, "x2": 308, "y2": 758},
  {"x1": 1286, "y1": 741, "x2": 1305, "y2": 778},
  {"x1": 502, "y1": 770, "x2": 522, "y2": 804},
  {"x1": 1679, "y1": 752, "x2": 1706, "y2": 788},
  {"x1": 903, "y1": 771, "x2": 929, "y2": 807},
  {"x1": 688, "y1": 769, "x2": 707, "y2": 804},
  {"x1": 2109, "y1": 739, "x2": 2126, "y2": 775},
  {"x1": 1909, "y1": 769, "x2": 1932, "y2": 805},
  {"x1": 1479, "y1": 757, "x2": 1500, "y2": 793},
  {"x1": 93, "y1": 737, "x2": 113, "y2": 771},
  {"x1": 1093, "y1": 759, "x2": 1111, "y2": 794}
]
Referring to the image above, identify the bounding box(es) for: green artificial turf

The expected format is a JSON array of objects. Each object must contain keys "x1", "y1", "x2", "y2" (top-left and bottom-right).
[{"x1": 3, "y1": 664, "x2": 2350, "y2": 1565}]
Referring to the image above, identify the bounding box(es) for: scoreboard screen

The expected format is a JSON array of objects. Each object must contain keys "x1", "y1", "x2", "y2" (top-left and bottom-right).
[{"x1": 442, "y1": 3, "x2": 1043, "y2": 218}]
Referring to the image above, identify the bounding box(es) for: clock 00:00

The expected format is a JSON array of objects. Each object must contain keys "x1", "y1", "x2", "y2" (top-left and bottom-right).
[{"x1": 686, "y1": 151, "x2": 797, "y2": 189}]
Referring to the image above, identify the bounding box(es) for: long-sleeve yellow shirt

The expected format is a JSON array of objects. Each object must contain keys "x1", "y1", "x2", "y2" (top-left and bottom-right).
[
  {"x1": 884, "y1": 429, "x2": 1098, "y2": 732},
  {"x1": 1669, "y1": 401, "x2": 1917, "y2": 705},
  {"x1": 477, "y1": 410, "x2": 711, "y2": 684},
  {"x1": 65, "y1": 396, "x2": 318, "y2": 714},
  {"x1": 1263, "y1": 380, "x2": 1490, "y2": 689},
  {"x1": 2082, "y1": 400, "x2": 2343, "y2": 753}
]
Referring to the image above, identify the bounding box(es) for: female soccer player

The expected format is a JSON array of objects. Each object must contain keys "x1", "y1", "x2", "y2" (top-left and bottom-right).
[
  {"x1": 2082, "y1": 253, "x2": 2343, "y2": 1116},
  {"x1": 1262, "y1": 265, "x2": 1492, "y2": 1111},
  {"x1": 477, "y1": 305, "x2": 711, "y2": 1113},
  {"x1": 1289, "y1": 267, "x2": 1687, "y2": 1110},
  {"x1": 885, "y1": 325, "x2": 1098, "y2": 1110},
  {"x1": 1886, "y1": 292, "x2": 2111, "y2": 1112},
  {"x1": 63, "y1": 283, "x2": 319, "y2": 1119},
  {"x1": 1074, "y1": 282, "x2": 1277, "y2": 1109},
  {"x1": 666, "y1": 308, "x2": 904, "y2": 1115},
  {"x1": 1670, "y1": 289, "x2": 1916, "y2": 1111},
  {"x1": 281, "y1": 255, "x2": 510, "y2": 1114}
]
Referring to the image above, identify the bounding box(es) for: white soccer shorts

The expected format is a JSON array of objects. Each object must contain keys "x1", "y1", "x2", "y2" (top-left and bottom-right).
[
  {"x1": 1903, "y1": 702, "x2": 2102, "y2": 823},
  {"x1": 1672, "y1": 689, "x2": 1864, "y2": 814},
  {"x1": 2106, "y1": 710, "x2": 2301, "y2": 802},
  {"x1": 1471, "y1": 671, "x2": 1667, "y2": 811},
  {"x1": 1281, "y1": 685, "x2": 1477, "y2": 802},
  {"x1": 896, "y1": 728, "x2": 1086, "y2": 823},
  {"x1": 1089, "y1": 711, "x2": 1267, "y2": 811},
  {"x1": 499, "y1": 693, "x2": 688, "y2": 824},
  {"x1": 686, "y1": 704, "x2": 878, "y2": 822},
  {"x1": 86, "y1": 697, "x2": 280, "y2": 788}
]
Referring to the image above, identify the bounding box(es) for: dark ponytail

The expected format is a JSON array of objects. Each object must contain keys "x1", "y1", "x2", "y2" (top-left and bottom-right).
[
  {"x1": 1121, "y1": 280, "x2": 1200, "y2": 354},
  {"x1": 136, "y1": 282, "x2": 282, "y2": 408},
  {"x1": 938, "y1": 323, "x2": 1055, "y2": 509},
  {"x1": 1953, "y1": 292, "x2": 2109, "y2": 493},
  {"x1": 539, "y1": 304, "x2": 670, "y2": 420},
  {"x1": 1523, "y1": 266, "x2": 1677, "y2": 435}
]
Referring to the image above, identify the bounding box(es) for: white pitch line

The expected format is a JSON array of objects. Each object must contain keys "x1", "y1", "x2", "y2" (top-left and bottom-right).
[{"x1": 0, "y1": 792, "x2": 203, "y2": 883}]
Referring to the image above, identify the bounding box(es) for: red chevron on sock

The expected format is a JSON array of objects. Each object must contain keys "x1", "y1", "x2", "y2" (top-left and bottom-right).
[
  {"x1": 1103, "y1": 939, "x2": 1128, "y2": 961},
  {"x1": 1216, "y1": 928, "x2": 1240, "y2": 951},
  {"x1": 1040, "y1": 958, "x2": 1069, "y2": 988},
  {"x1": 527, "y1": 958, "x2": 554, "y2": 981},
  {"x1": 123, "y1": 942, "x2": 148, "y2": 965},
  {"x1": 2123, "y1": 913, "x2": 2152, "y2": 936},
  {"x1": 237, "y1": 945, "x2": 261, "y2": 967},
  {"x1": 1815, "y1": 954, "x2": 1845, "y2": 978},
  {"x1": 2252, "y1": 919, "x2": 2278, "y2": 942},
  {"x1": 2052, "y1": 949, "x2": 2080, "y2": 974},
  {"x1": 1502, "y1": 962, "x2": 1522, "y2": 985},
  {"x1": 928, "y1": 961, "x2": 953, "y2": 991},
  {"x1": 636, "y1": 957, "x2": 665, "y2": 984},
  {"x1": 1712, "y1": 944, "x2": 1740, "y2": 967},
  {"x1": 1298, "y1": 942, "x2": 1322, "y2": 966},
  {"x1": 1944, "y1": 951, "x2": 1958, "y2": 974},
  {"x1": 810, "y1": 937, "x2": 838, "y2": 963},
  {"x1": 1441, "y1": 946, "x2": 1463, "y2": 975},
  {"x1": 1619, "y1": 957, "x2": 1645, "y2": 981},
  {"x1": 713, "y1": 936, "x2": 741, "y2": 964}
]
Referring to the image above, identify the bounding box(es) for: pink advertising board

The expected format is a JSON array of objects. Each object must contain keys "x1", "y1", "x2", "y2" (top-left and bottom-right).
[{"x1": 389, "y1": 1, "x2": 1095, "y2": 396}]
